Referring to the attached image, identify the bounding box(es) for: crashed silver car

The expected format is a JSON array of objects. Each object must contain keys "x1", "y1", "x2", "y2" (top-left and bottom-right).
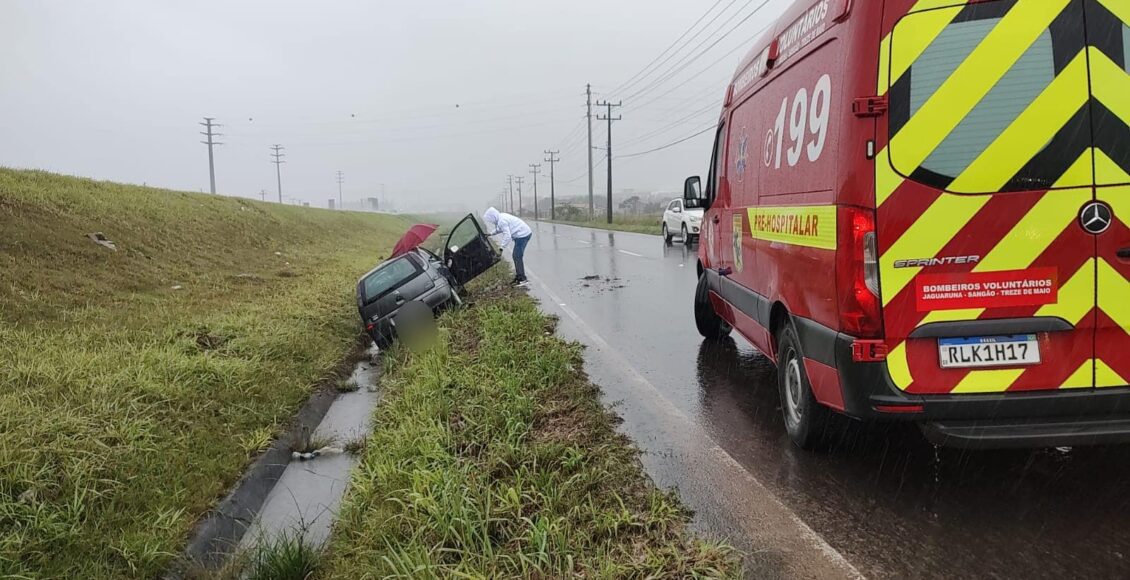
[{"x1": 356, "y1": 214, "x2": 498, "y2": 348}]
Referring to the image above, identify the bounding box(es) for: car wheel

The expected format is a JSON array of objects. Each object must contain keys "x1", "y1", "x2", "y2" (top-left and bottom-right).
[
  {"x1": 694, "y1": 273, "x2": 731, "y2": 340},
  {"x1": 662, "y1": 223, "x2": 673, "y2": 245},
  {"x1": 681, "y1": 223, "x2": 690, "y2": 244},
  {"x1": 776, "y1": 321, "x2": 832, "y2": 450}
]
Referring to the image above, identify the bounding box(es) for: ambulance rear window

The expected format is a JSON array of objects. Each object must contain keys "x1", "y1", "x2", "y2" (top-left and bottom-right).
[{"x1": 888, "y1": 6, "x2": 1069, "y2": 194}]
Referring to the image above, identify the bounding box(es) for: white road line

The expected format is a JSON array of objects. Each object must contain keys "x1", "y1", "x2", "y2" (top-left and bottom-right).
[
  {"x1": 576, "y1": 240, "x2": 592, "y2": 244},
  {"x1": 617, "y1": 249, "x2": 643, "y2": 257},
  {"x1": 526, "y1": 269, "x2": 864, "y2": 579}
]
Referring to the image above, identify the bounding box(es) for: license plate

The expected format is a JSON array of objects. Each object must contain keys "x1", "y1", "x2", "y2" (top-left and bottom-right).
[{"x1": 937, "y1": 334, "x2": 1040, "y2": 369}]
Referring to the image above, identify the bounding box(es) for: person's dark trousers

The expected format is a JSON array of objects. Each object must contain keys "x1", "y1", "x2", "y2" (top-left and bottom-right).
[{"x1": 512, "y1": 234, "x2": 532, "y2": 281}]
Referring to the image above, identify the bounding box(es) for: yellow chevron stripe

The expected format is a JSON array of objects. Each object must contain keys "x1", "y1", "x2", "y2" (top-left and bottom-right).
[
  {"x1": 1098, "y1": 0, "x2": 1130, "y2": 26},
  {"x1": 1094, "y1": 156, "x2": 1130, "y2": 224},
  {"x1": 1089, "y1": 49, "x2": 1130, "y2": 134},
  {"x1": 1098, "y1": 259, "x2": 1130, "y2": 331},
  {"x1": 1036, "y1": 258, "x2": 1096, "y2": 323},
  {"x1": 889, "y1": 0, "x2": 1071, "y2": 177},
  {"x1": 948, "y1": 54, "x2": 1091, "y2": 192},
  {"x1": 876, "y1": 157, "x2": 904, "y2": 207},
  {"x1": 1061, "y1": 360, "x2": 1093, "y2": 390},
  {"x1": 948, "y1": 260, "x2": 1096, "y2": 394},
  {"x1": 886, "y1": 157, "x2": 1095, "y2": 390},
  {"x1": 879, "y1": 0, "x2": 965, "y2": 93},
  {"x1": 1097, "y1": 360, "x2": 1128, "y2": 388},
  {"x1": 881, "y1": 62, "x2": 1089, "y2": 303}
]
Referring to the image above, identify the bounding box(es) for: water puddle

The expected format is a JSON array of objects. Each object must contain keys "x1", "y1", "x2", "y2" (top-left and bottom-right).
[{"x1": 236, "y1": 347, "x2": 381, "y2": 551}]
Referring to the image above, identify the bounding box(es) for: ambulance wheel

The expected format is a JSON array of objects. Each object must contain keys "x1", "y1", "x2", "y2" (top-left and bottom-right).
[
  {"x1": 694, "y1": 274, "x2": 731, "y2": 340},
  {"x1": 777, "y1": 322, "x2": 831, "y2": 450},
  {"x1": 662, "y1": 223, "x2": 673, "y2": 245}
]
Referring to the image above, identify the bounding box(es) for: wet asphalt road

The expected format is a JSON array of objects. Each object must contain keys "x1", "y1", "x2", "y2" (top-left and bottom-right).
[{"x1": 520, "y1": 221, "x2": 1130, "y2": 579}]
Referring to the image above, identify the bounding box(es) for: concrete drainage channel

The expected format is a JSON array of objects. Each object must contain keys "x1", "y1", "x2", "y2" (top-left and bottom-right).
[{"x1": 169, "y1": 344, "x2": 383, "y2": 577}]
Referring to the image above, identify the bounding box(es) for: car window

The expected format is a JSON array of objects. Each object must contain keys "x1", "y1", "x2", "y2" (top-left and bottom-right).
[
  {"x1": 707, "y1": 124, "x2": 726, "y2": 200},
  {"x1": 449, "y1": 216, "x2": 484, "y2": 251},
  {"x1": 361, "y1": 257, "x2": 420, "y2": 303},
  {"x1": 667, "y1": 200, "x2": 677, "y2": 211}
]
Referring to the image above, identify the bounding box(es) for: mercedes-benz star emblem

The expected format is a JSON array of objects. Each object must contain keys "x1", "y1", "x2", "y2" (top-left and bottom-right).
[{"x1": 1079, "y1": 201, "x2": 1113, "y2": 235}]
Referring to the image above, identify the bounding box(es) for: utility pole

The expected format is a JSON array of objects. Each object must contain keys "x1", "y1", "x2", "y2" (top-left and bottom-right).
[
  {"x1": 259, "y1": 189, "x2": 267, "y2": 202},
  {"x1": 269, "y1": 145, "x2": 285, "y2": 203},
  {"x1": 585, "y1": 84, "x2": 595, "y2": 219},
  {"x1": 199, "y1": 117, "x2": 222, "y2": 194},
  {"x1": 529, "y1": 164, "x2": 541, "y2": 220},
  {"x1": 515, "y1": 176, "x2": 525, "y2": 217},
  {"x1": 596, "y1": 101, "x2": 621, "y2": 224},
  {"x1": 335, "y1": 170, "x2": 344, "y2": 210},
  {"x1": 507, "y1": 174, "x2": 515, "y2": 213},
  {"x1": 544, "y1": 150, "x2": 559, "y2": 220}
]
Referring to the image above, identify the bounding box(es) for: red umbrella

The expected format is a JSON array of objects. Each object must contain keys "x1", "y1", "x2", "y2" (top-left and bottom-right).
[{"x1": 391, "y1": 224, "x2": 439, "y2": 258}]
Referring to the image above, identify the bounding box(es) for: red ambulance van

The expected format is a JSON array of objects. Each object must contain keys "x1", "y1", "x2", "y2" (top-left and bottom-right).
[{"x1": 685, "y1": 0, "x2": 1130, "y2": 448}]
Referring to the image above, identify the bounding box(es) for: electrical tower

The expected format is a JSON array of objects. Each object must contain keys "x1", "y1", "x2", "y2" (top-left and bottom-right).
[
  {"x1": 529, "y1": 164, "x2": 541, "y2": 220},
  {"x1": 544, "y1": 150, "x2": 559, "y2": 220},
  {"x1": 515, "y1": 176, "x2": 525, "y2": 217},
  {"x1": 270, "y1": 145, "x2": 286, "y2": 203},
  {"x1": 596, "y1": 101, "x2": 622, "y2": 224},
  {"x1": 507, "y1": 174, "x2": 515, "y2": 213},
  {"x1": 199, "y1": 117, "x2": 223, "y2": 194},
  {"x1": 585, "y1": 84, "x2": 594, "y2": 219},
  {"x1": 259, "y1": 189, "x2": 267, "y2": 201},
  {"x1": 335, "y1": 170, "x2": 344, "y2": 210}
]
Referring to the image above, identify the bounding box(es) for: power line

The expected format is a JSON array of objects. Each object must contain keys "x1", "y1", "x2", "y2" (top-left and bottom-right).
[
  {"x1": 617, "y1": 124, "x2": 717, "y2": 159},
  {"x1": 270, "y1": 144, "x2": 285, "y2": 203},
  {"x1": 608, "y1": 0, "x2": 730, "y2": 97},
  {"x1": 621, "y1": 0, "x2": 773, "y2": 103},
  {"x1": 628, "y1": 22, "x2": 773, "y2": 114},
  {"x1": 618, "y1": 98, "x2": 723, "y2": 148},
  {"x1": 199, "y1": 117, "x2": 223, "y2": 194}
]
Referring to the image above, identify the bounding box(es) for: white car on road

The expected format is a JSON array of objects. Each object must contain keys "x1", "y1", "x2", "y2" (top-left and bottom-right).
[{"x1": 661, "y1": 198, "x2": 702, "y2": 245}]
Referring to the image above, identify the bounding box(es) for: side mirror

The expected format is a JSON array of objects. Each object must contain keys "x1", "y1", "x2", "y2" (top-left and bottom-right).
[
  {"x1": 684, "y1": 176, "x2": 701, "y2": 200},
  {"x1": 450, "y1": 245, "x2": 459, "y2": 253},
  {"x1": 673, "y1": 207, "x2": 682, "y2": 213}
]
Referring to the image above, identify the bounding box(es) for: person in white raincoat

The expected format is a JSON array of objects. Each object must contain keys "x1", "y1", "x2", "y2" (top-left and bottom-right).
[{"x1": 482, "y1": 207, "x2": 532, "y2": 286}]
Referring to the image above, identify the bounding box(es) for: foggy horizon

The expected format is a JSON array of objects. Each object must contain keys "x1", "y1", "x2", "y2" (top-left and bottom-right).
[{"x1": 0, "y1": 0, "x2": 792, "y2": 212}]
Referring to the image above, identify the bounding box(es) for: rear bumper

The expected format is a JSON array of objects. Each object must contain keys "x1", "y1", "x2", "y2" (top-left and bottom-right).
[
  {"x1": 706, "y1": 271, "x2": 1130, "y2": 448},
  {"x1": 921, "y1": 417, "x2": 1130, "y2": 449},
  {"x1": 363, "y1": 283, "x2": 453, "y2": 342},
  {"x1": 828, "y1": 329, "x2": 1130, "y2": 447}
]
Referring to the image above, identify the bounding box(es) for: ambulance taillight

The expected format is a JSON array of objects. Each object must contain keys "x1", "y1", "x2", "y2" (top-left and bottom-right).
[{"x1": 839, "y1": 207, "x2": 882, "y2": 338}]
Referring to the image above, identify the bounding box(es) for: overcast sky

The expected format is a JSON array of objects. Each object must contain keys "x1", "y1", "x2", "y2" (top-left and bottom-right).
[{"x1": 0, "y1": 0, "x2": 791, "y2": 212}]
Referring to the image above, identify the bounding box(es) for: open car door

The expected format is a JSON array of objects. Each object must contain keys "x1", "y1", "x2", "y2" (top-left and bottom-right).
[{"x1": 444, "y1": 213, "x2": 500, "y2": 286}]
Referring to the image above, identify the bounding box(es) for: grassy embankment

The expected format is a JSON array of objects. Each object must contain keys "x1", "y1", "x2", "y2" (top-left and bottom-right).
[
  {"x1": 543, "y1": 214, "x2": 661, "y2": 235},
  {"x1": 321, "y1": 266, "x2": 738, "y2": 578},
  {"x1": 0, "y1": 169, "x2": 408, "y2": 577}
]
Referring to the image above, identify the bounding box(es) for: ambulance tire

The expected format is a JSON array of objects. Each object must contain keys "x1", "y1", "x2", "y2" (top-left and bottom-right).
[
  {"x1": 662, "y1": 223, "x2": 673, "y2": 245},
  {"x1": 694, "y1": 274, "x2": 731, "y2": 340},
  {"x1": 776, "y1": 322, "x2": 832, "y2": 450}
]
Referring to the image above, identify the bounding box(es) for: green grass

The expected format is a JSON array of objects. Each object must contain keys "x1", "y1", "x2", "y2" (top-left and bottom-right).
[
  {"x1": 543, "y1": 214, "x2": 662, "y2": 235},
  {"x1": 0, "y1": 168, "x2": 409, "y2": 577},
  {"x1": 321, "y1": 267, "x2": 738, "y2": 578}
]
